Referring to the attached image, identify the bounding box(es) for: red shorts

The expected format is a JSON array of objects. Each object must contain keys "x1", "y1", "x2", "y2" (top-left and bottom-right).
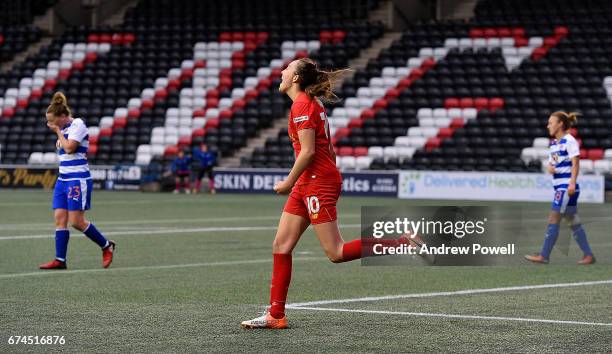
[{"x1": 283, "y1": 182, "x2": 342, "y2": 224}]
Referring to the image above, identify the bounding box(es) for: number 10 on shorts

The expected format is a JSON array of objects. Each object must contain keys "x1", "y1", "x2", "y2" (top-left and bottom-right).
[{"x1": 306, "y1": 196, "x2": 320, "y2": 219}]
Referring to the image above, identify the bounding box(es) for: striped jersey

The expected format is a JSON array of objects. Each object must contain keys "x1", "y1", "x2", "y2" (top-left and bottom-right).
[
  {"x1": 57, "y1": 118, "x2": 90, "y2": 181},
  {"x1": 549, "y1": 133, "x2": 579, "y2": 191}
]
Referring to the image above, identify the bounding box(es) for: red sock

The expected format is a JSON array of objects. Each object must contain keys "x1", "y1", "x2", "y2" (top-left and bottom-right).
[
  {"x1": 195, "y1": 180, "x2": 202, "y2": 191},
  {"x1": 342, "y1": 239, "x2": 362, "y2": 262},
  {"x1": 269, "y1": 253, "x2": 292, "y2": 319},
  {"x1": 341, "y1": 238, "x2": 404, "y2": 262},
  {"x1": 175, "y1": 182, "x2": 180, "y2": 191},
  {"x1": 209, "y1": 178, "x2": 215, "y2": 190}
]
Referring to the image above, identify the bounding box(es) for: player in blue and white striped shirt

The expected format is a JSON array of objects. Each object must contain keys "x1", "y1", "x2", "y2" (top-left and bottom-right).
[
  {"x1": 39, "y1": 92, "x2": 116, "y2": 270},
  {"x1": 525, "y1": 111, "x2": 595, "y2": 264}
]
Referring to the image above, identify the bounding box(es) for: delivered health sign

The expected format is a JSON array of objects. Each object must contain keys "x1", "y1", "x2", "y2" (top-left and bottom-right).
[{"x1": 398, "y1": 170, "x2": 604, "y2": 203}]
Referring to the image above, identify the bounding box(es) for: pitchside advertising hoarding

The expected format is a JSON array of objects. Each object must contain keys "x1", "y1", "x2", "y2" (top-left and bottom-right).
[
  {"x1": 398, "y1": 170, "x2": 605, "y2": 203},
  {"x1": 0, "y1": 165, "x2": 141, "y2": 190},
  {"x1": 213, "y1": 168, "x2": 399, "y2": 196}
]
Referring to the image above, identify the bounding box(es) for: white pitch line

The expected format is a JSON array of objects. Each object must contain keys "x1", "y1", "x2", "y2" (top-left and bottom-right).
[
  {"x1": 287, "y1": 279, "x2": 612, "y2": 307},
  {"x1": 0, "y1": 224, "x2": 363, "y2": 240},
  {"x1": 0, "y1": 213, "x2": 362, "y2": 229},
  {"x1": 0, "y1": 257, "x2": 325, "y2": 279},
  {"x1": 289, "y1": 306, "x2": 612, "y2": 327}
]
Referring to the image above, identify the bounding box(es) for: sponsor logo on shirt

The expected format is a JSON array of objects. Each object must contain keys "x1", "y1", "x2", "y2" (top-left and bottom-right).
[{"x1": 293, "y1": 115, "x2": 309, "y2": 123}]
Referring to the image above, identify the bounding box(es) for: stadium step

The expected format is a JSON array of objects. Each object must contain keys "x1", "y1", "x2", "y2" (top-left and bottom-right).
[
  {"x1": 368, "y1": 0, "x2": 394, "y2": 29},
  {"x1": 223, "y1": 31, "x2": 403, "y2": 168},
  {"x1": 220, "y1": 118, "x2": 289, "y2": 168},
  {"x1": 100, "y1": 0, "x2": 140, "y2": 27},
  {"x1": 438, "y1": 0, "x2": 478, "y2": 20},
  {"x1": 0, "y1": 36, "x2": 53, "y2": 73},
  {"x1": 339, "y1": 31, "x2": 403, "y2": 86}
]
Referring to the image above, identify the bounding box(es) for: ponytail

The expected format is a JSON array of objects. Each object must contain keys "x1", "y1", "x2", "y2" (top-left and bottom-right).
[
  {"x1": 47, "y1": 92, "x2": 71, "y2": 117},
  {"x1": 295, "y1": 58, "x2": 351, "y2": 102},
  {"x1": 551, "y1": 111, "x2": 580, "y2": 130}
]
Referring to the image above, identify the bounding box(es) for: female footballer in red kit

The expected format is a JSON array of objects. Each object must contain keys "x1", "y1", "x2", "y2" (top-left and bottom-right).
[{"x1": 241, "y1": 58, "x2": 419, "y2": 329}]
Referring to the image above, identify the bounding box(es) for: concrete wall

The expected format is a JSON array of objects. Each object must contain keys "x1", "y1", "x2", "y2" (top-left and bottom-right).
[{"x1": 49, "y1": 0, "x2": 127, "y2": 34}]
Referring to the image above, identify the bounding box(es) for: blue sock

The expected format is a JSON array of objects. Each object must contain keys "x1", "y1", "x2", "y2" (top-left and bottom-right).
[
  {"x1": 571, "y1": 225, "x2": 593, "y2": 257},
  {"x1": 55, "y1": 229, "x2": 69, "y2": 262},
  {"x1": 83, "y1": 223, "x2": 109, "y2": 249},
  {"x1": 540, "y1": 223, "x2": 560, "y2": 259}
]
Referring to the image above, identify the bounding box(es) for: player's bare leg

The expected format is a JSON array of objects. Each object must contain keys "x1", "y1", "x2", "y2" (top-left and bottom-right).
[{"x1": 241, "y1": 212, "x2": 309, "y2": 329}]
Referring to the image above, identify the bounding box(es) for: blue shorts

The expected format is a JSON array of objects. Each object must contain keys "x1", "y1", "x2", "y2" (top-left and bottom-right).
[
  {"x1": 551, "y1": 189, "x2": 579, "y2": 214},
  {"x1": 53, "y1": 179, "x2": 93, "y2": 211}
]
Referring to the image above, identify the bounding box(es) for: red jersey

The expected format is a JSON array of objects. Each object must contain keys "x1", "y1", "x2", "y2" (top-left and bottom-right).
[{"x1": 288, "y1": 92, "x2": 342, "y2": 185}]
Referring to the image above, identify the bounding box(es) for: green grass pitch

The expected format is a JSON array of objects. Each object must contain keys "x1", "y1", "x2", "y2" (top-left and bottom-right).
[{"x1": 1, "y1": 189, "x2": 611, "y2": 352}]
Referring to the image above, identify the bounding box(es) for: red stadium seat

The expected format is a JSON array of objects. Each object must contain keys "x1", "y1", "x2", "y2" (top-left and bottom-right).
[
  {"x1": 580, "y1": 149, "x2": 587, "y2": 159},
  {"x1": 334, "y1": 128, "x2": 350, "y2": 139},
  {"x1": 469, "y1": 28, "x2": 483, "y2": 38},
  {"x1": 489, "y1": 97, "x2": 504, "y2": 111},
  {"x1": 192, "y1": 128, "x2": 205, "y2": 137},
  {"x1": 474, "y1": 97, "x2": 489, "y2": 110},
  {"x1": 444, "y1": 98, "x2": 460, "y2": 109},
  {"x1": 178, "y1": 136, "x2": 192, "y2": 147},
  {"x1": 205, "y1": 119, "x2": 219, "y2": 129},
  {"x1": 360, "y1": 109, "x2": 375, "y2": 120},
  {"x1": 219, "y1": 32, "x2": 232, "y2": 41},
  {"x1": 338, "y1": 147, "x2": 353, "y2": 156},
  {"x1": 17, "y1": 98, "x2": 28, "y2": 108},
  {"x1": 554, "y1": 26, "x2": 569, "y2": 38},
  {"x1": 88, "y1": 144, "x2": 98, "y2": 155},
  {"x1": 569, "y1": 128, "x2": 578, "y2": 137},
  {"x1": 232, "y1": 99, "x2": 246, "y2": 110},
  {"x1": 514, "y1": 36, "x2": 528, "y2": 47},
  {"x1": 113, "y1": 118, "x2": 127, "y2": 128},
  {"x1": 192, "y1": 109, "x2": 205, "y2": 117},
  {"x1": 543, "y1": 37, "x2": 558, "y2": 49},
  {"x1": 531, "y1": 47, "x2": 548, "y2": 60},
  {"x1": 587, "y1": 149, "x2": 604, "y2": 160},
  {"x1": 384, "y1": 88, "x2": 400, "y2": 100},
  {"x1": 497, "y1": 28, "x2": 511, "y2": 37},
  {"x1": 511, "y1": 28, "x2": 526, "y2": 37},
  {"x1": 245, "y1": 89, "x2": 258, "y2": 100},
  {"x1": 2, "y1": 107, "x2": 14, "y2": 117},
  {"x1": 219, "y1": 110, "x2": 232, "y2": 120},
  {"x1": 459, "y1": 98, "x2": 474, "y2": 108},
  {"x1": 127, "y1": 109, "x2": 140, "y2": 118},
  {"x1": 332, "y1": 30, "x2": 346, "y2": 43},
  {"x1": 348, "y1": 118, "x2": 363, "y2": 128},
  {"x1": 164, "y1": 146, "x2": 179, "y2": 156},
  {"x1": 123, "y1": 33, "x2": 135, "y2": 44},
  {"x1": 483, "y1": 28, "x2": 498, "y2": 38},
  {"x1": 420, "y1": 58, "x2": 435, "y2": 69},
  {"x1": 154, "y1": 88, "x2": 168, "y2": 100},
  {"x1": 438, "y1": 128, "x2": 453, "y2": 139},
  {"x1": 99, "y1": 128, "x2": 112, "y2": 137},
  {"x1": 425, "y1": 137, "x2": 441, "y2": 151},
  {"x1": 373, "y1": 98, "x2": 388, "y2": 110},
  {"x1": 450, "y1": 118, "x2": 465, "y2": 129},
  {"x1": 141, "y1": 99, "x2": 154, "y2": 109},
  {"x1": 409, "y1": 68, "x2": 424, "y2": 80},
  {"x1": 320, "y1": 31, "x2": 332, "y2": 43},
  {"x1": 354, "y1": 147, "x2": 368, "y2": 156}
]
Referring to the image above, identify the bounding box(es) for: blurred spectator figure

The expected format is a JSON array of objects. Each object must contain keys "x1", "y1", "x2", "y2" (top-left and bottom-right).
[
  {"x1": 171, "y1": 150, "x2": 192, "y2": 194},
  {"x1": 192, "y1": 143, "x2": 217, "y2": 194}
]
